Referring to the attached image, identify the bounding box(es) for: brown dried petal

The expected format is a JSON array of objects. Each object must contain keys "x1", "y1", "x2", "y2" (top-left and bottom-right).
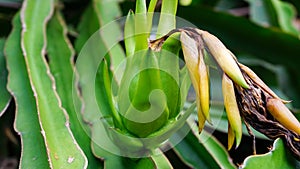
[{"x1": 234, "y1": 66, "x2": 300, "y2": 160}]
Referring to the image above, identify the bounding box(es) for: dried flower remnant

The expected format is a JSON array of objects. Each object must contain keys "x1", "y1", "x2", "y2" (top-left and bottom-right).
[
  {"x1": 234, "y1": 64, "x2": 300, "y2": 160},
  {"x1": 150, "y1": 27, "x2": 300, "y2": 160}
]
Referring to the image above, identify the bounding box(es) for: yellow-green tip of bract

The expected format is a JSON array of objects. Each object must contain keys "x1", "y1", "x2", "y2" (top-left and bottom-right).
[
  {"x1": 198, "y1": 30, "x2": 249, "y2": 89},
  {"x1": 222, "y1": 73, "x2": 242, "y2": 149},
  {"x1": 228, "y1": 124, "x2": 235, "y2": 150},
  {"x1": 181, "y1": 31, "x2": 210, "y2": 130}
]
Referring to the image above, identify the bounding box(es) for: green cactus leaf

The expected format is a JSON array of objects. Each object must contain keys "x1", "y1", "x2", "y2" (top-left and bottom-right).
[
  {"x1": 20, "y1": 0, "x2": 87, "y2": 167},
  {"x1": 241, "y1": 138, "x2": 300, "y2": 169},
  {"x1": 6, "y1": 13, "x2": 49, "y2": 169},
  {"x1": 46, "y1": 11, "x2": 101, "y2": 168}
]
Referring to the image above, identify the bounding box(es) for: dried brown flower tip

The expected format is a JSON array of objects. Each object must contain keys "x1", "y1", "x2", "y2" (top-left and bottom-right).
[{"x1": 234, "y1": 63, "x2": 300, "y2": 160}]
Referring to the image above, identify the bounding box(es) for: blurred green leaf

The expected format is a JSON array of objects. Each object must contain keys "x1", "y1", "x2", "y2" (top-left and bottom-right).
[
  {"x1": 215, "y1": 0, "x2": 246, "y2": 11},
  {"x1": 246, "y1": 0, "x2": 299, "y2": 36},
  {"x1": 74, "y1": 3, "x2": 100, "y2": 52},
  {"x1": 93, "y1": 0, "x2": 121, "y2": 25},
  {"x1": 170, "y1": 119, "x2": 236, "y2": 169},
  {"x1": 5, "y1": 13, "x2": 49, "y2": 169},
  {"x1": 75, "y1": 0, "x2": 124, "y2": 125},
  {"x1": 189, "y1": 0, "x2": 219, "y2": 7},
  {"x1": 246, "y1": 0, "x2": 279, "y2": 27},
  {"x1": 156, "y1": 0, "x2": 178, "y2": 37},
  {"x1": 285, "y1": 0, "x2": 300, "y2": 13},
  {"x1": 241, "y1": 138, "x2": 300, "y2": 169},
  {"x1": 75, "y1": 3, "x2": 113, "y2": 124},
  {"x1": 272, "y1": 0, "x2": 299, "y2": 35},
  {"x1": 197, "y1": 130, "x2": 236, "y2": 169},
  {"x1": 93, "y1": 0, "x2": 125, "y2": 68},
  {"x1": 20, "y1": 0, "x2": 87, "y2": 167},
  {"x1": 0, "y1": 38, "x2": 10, "y2": 116}
]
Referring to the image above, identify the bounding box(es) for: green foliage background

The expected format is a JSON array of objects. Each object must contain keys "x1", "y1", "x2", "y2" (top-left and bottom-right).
[{"x1": 0, "y1": 0, "x2": 300, "y2": 168}]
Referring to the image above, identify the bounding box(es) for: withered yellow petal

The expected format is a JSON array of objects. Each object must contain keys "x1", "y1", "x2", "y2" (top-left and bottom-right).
[
  {"x1": 198, "y1": 30, "x2": 249, "y2": 89},
  {"x1": 222, "y1": 73, "x2": 242, "y2": 148},
  {"x1": 181, "y1": 31, "x2": 209, "y2": 128},
  {"x1": 267, "y1": 98, "x2": 300, "y2": 135},
  {"x1": 198, "y1": 49, "x2": 210, "y2": 122},
  {"x1": 181, "y1": 31, "x2": 199, "y2": 76},
  {"x1": 181, "y1": 31, "x2": 200, "y2": 101}
]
